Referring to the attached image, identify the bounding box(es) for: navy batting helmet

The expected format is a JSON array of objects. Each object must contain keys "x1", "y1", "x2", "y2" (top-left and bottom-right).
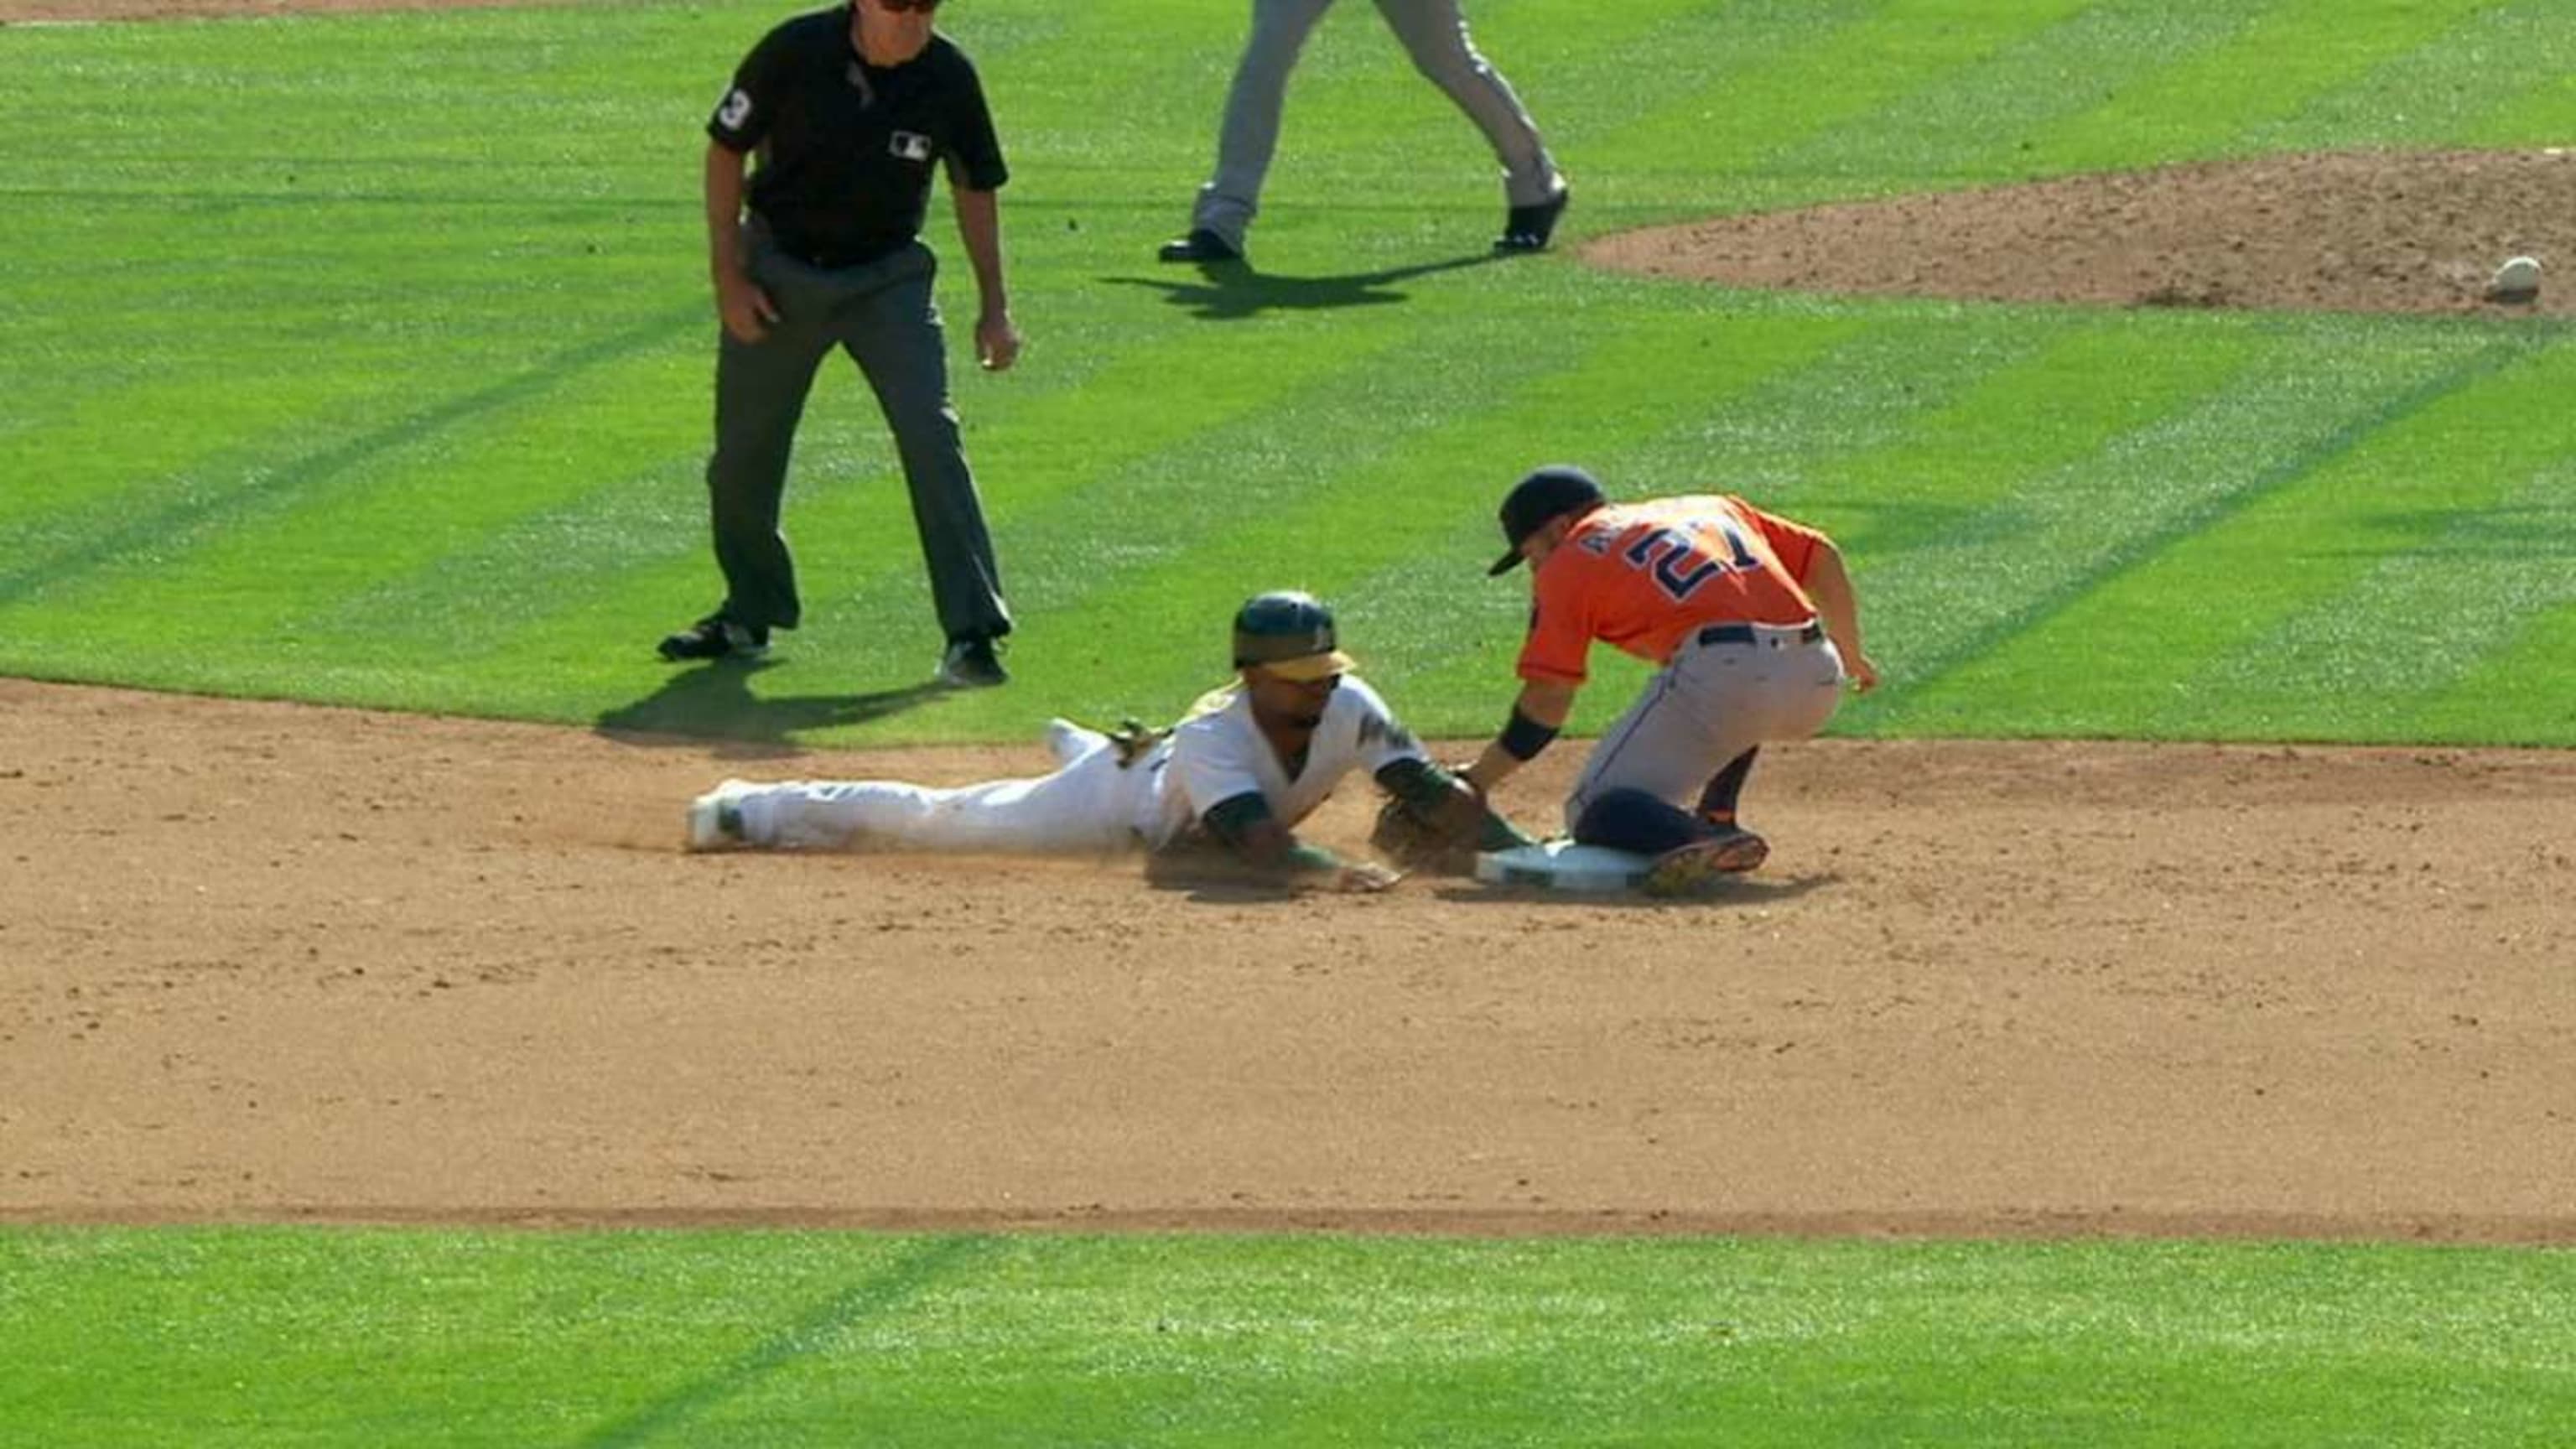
[{"x1": 1489, "y1": 465, "x2": 1607, "y2": 575}]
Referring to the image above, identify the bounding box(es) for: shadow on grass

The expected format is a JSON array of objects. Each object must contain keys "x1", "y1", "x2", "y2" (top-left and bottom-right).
[
  {"x1": 594, "y1": 657, "x2": 945, "y2": 756},
  {"x1": 1103, "y1": 250, "x2": 1507, "y2": 319}
]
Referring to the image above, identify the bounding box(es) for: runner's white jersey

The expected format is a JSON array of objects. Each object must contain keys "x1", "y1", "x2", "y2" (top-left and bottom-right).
[{"x1": 1137, "y1": 673, "x2": 1427, "y2": 848}]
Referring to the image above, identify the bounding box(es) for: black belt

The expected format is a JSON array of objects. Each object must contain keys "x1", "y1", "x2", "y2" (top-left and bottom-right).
[{"x1": 1697, "y1": 620, "x2": 1824, "y2": 647}]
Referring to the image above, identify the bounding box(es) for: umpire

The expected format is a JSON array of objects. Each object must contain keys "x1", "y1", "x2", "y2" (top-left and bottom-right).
[{"x1": 661, "y1": 0, "x2": 1021, "y2": 689}]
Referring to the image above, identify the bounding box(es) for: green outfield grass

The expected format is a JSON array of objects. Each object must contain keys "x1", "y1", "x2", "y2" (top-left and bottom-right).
[
  {"x1": 4, "y1": 1226, "x2": 2573, "y2": 1448},
  {"x1": 2, "y1": 0, "x2": 2570, "y2": 745}
]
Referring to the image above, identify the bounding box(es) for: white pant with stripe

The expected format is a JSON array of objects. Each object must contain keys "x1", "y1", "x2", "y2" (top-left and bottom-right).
[
  {"x1": 729, "y1": 724, "x2": 1159, "y2": 855},
  {"x1": 1566, "y1": 623, "x2": 1846, "y2": 832}
]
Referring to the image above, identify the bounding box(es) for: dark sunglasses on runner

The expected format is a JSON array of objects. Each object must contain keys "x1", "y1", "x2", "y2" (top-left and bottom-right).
[{"x1": 875, "y1": 0, "x2": 941, "y2": 11}]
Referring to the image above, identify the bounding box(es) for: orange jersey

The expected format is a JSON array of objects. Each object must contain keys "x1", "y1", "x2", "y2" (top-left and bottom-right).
[{"x1": 1518, "y1": 495, "x2": 1827, "y2": 684}]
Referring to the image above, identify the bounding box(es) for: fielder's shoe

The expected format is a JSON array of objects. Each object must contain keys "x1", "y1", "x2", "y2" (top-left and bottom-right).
[
  {"x1": 1496, "y1": 184, "x2": 1571, "y2": 253},
  {"x1": 937, "y1": 636, "x2": 1009, "y2": 689},
  {"x1": 1640, "y1": 827, "x2": 1769, "y2": 898},
  {"x1": 1156, "y1": 227, "x2": 1244, "y2": 265},
  {"x1": 657, "y1": 615, "x2": 769, "y2": 662},
  {"x1": 685, "y1": 779, "x2": 757, "y2": 852}
]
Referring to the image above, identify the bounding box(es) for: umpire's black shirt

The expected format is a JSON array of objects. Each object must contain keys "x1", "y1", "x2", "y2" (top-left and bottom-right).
[{"x1": 708, "y1": 4, "x2": 1009, "y2": 269}]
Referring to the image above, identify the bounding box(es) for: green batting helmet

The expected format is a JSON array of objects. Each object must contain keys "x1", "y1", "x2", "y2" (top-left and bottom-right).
[{"x1": 1231, "y1": 591, "x2": 1356, "y2": 681}]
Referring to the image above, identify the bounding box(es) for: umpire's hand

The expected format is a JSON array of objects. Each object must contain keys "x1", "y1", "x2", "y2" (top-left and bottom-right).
[
  {"x1": 976, "y1": 308, "x2": 1022, "y2": 372},
  {"x1": 715, "y1": 268, "x2": 781, "y2": 344}
]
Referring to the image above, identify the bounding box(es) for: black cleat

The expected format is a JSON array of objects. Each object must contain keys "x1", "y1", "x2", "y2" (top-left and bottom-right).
[
  {"x1": 936, "y1": 636, "x2": 1009, "y2": 689},
  {"x1": 1157, "y1": 227, "x2": 1244, "y2": 264},
  {"x1": 1496, "y1": 185, "x2": 1571, "y2": 253},
  {"x1": 657, "y1": 615, "x2": 769, "y2": 662}
]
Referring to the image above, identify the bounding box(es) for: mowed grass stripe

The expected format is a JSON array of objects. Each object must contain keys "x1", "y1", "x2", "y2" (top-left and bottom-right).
[
  {"x1": 1594, "y1": 0, "x2": 2101, "y2": 210},
  {"x1": 2279, "y1": 454, "x2": 2576, "y2": 744},
  {"x1": 2409, "y1": 580, "x2": 2576, "y2": 744},
  {"x1": 2469, "y1": 29, "x2": 2576, "y2": 143},
  {"x1": 0, "y1": 371, "x2": 400, "y2": 543},
  {"x1": 0, "y1": 193, "x2": 698, "y2": 549},
  {"x1": 0, "y1": 8, "x2": 783, "y2": 206},
  {"x1": 953, "y1": 0, "x2": 1254, "y2": 197},
  {"x1": 0, "y1": 304, "x2": 703, "y2": 628},
  {"x1": 1763, "y1": 0, "x2": 2258, "y2": 184},
  {"x1": 1820, "y1": 319, "x2": 2270, "y2": 560},
  {"x1": 2124, "y1": 340, "x2": 2576, "y2": 740},
  {"x1": 236, "y1": 351, "x2": 705, "y2": 652},
  {"x1": 1861, "y1": 325, "x2": 2523, "y2": 736},
  {"x1": 2, "y1": 22, "x2": 570, "y2": 187},
  {"x1": 2026, "y1": 0, "x2": 2506, "y2": 171},
  {"x1": 2246, "y1": 1, "x2": 2576, "y2": 152}
]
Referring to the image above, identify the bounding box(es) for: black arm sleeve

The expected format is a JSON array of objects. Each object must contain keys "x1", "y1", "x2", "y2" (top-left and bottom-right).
[
  {"x1": 1199, "y1": 791, "x2": 1274, "y2": 847},
  {"x1": 1199, "y1": 792, "x2": 1342, "y2": 874}
]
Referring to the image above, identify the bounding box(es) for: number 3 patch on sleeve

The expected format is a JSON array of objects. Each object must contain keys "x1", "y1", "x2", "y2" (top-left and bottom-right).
[{"x1": 716, "y1": 88, "x2": 754, "y2": 131}]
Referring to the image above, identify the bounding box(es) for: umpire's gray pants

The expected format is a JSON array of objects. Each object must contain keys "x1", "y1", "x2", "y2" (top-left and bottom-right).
[
  {"x1": 1189, "y1": 0, "x2": 1561, "y2": 247},
  {"x1": 1566, "y1": 626, "x2": 1846, "y2": 833},
  {"x1": 705, "y1": 228, "x2": 1010, "y2": 645}
]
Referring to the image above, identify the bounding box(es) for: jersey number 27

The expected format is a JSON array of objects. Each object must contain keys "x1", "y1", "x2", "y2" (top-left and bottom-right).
[{"x1": 1623, "y1": 520, "x2": 1759, "y2": 601}]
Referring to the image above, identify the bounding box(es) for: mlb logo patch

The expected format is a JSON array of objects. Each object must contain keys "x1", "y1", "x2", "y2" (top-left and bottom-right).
[{"x1": 890, "y1": 131, "x2": 933, "y2": 163}]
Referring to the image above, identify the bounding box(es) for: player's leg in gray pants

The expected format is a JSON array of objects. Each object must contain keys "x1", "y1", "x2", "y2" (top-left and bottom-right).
[
  {"x1": 1566, "y1": 630, "x2": 1846, "y2": 834},
  {"x1": 1373, "y1": 0, "x2": 1562, "y2": 207},
  {"x1": 1190, "y1": 0, "x2": 1338, "y2": 248},
  {"x1": 833, "y1": 243, "x2": 1012, "y2": 647}
]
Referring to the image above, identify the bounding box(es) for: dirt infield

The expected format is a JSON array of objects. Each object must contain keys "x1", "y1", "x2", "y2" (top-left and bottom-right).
[
  {"x1": 8, "y1": 0, "x2": 2571, "y2": 1243},
  {"x1": 6, "y1": 679, "x2": 2572, "y2": 1241}
]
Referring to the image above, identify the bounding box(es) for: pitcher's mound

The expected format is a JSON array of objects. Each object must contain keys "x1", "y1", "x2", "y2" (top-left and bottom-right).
[{"x1": 1586, "y1": 148, "x2": 2571, "y2": 316}]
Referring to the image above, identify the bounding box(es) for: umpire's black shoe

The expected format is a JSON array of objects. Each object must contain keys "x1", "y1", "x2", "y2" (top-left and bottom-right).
[
  {"x1": 1496, "y1": 185, "x2": 1571, "y2": 253},
  {"x1": 1156, "y1": 227, "x2": 1244, "y2": 264},
  {"x1": 937, "y1": 636, "x2": 1009, "y2": 689},
  {"x1": 657, "y1": 615, "x2": 769, "y2": 662}
]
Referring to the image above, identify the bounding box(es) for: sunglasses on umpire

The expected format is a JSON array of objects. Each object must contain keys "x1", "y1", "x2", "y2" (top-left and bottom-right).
[{"x1": 872, "y1": 0, "x2": 940, "y2": 11}]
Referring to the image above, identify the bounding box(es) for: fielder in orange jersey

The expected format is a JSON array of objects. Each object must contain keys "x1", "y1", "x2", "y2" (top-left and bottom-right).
[{"x1": 1460, "y1": 465, "x2": 1879, "y2": 896}]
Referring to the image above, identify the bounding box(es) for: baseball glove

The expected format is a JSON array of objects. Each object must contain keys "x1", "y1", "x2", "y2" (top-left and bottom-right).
[{"x1": 1368, "y1": 795, "x2": 1483, "y2": 875}]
